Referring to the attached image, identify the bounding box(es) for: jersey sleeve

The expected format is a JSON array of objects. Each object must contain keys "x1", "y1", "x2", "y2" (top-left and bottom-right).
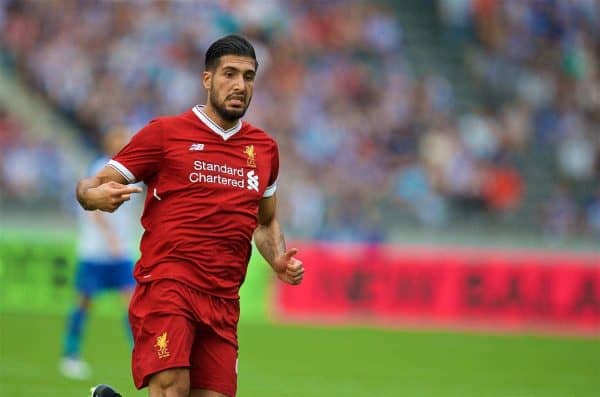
[
  {"x1": 263, "y1": 140, "x2": 279, "y2": 198},
  {"x1": 108, "y1": 119, "x2": 163, "y2": 183}
]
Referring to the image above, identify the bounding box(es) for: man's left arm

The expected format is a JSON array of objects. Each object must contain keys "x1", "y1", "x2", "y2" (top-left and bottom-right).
[{"x1": 254, "y1": 193, "x2": 304, "y2": 285}]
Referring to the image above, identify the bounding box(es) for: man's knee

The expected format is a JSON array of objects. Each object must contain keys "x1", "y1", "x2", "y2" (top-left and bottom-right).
[{"x1": 149, "y1": 367, "x2": 190, "y2": 397}]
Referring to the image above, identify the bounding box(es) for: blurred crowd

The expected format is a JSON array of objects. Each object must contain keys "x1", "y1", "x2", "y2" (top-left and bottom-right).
[
  {"x1": 1, "y1": 0, "x2": 599, "y2": 240},
  {"x1": 438, "y1": 0, "x2": 600, "y2": 238},
  {"x1": 0, "y1": 106, "x2": 72, "y2": 210}
]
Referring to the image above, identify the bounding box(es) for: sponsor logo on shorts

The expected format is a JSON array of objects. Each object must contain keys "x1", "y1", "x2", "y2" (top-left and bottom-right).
[{"x1": 154, "y1": 332, "x2": 170, "y2": 359}]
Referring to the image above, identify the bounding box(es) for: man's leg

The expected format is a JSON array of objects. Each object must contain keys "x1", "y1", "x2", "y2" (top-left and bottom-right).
[
  {"x1": 188, "y1": 321, "x2": 238, "y2": 397},
  {"x1": 149, "y1": 368, "x2": 190, "y2": 397},
  {"x1": 63, "y1": 294, "x2": 92, "y2": 357},
  {"x1": 147, "y1": 369, "x2": 230, "y2": 397},
  {"x1": 61, "y1": 259, "x2": 98, "y2": 378},
  {"x1": 60, "y1": 294, "x2": 92, "y2": 379},
  {"x1": 129, "y1": 282, "x2": 197, "y2": 393}
]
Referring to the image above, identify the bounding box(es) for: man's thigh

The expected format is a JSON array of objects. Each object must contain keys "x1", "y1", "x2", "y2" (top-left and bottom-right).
[
  {"x1": 189, "y1": 323, "x2": 238, "y2": 397},
  {"x1": 129, "y1": 281, "x2": 197, "y2": 389},
  {"x1": 130, "y1": 280, "x2": 239, "y2": 395}
]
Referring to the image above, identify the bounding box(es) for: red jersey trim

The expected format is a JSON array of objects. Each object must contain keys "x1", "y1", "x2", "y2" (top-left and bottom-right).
[{"x1": 108, "y1": 159, "x2": 136, "y2": 183}]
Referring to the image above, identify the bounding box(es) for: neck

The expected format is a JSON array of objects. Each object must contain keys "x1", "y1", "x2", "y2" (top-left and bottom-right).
[{"x1": 202, "y1": 103, "x2": 238, "y2": 130}]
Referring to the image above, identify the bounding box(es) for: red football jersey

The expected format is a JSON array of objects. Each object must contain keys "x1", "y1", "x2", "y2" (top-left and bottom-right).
[{"x1": 109, "y1": 105, "x2": 279, "y2": 298}]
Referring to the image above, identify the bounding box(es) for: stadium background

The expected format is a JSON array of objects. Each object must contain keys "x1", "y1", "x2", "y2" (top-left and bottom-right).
[{"x1": 0, "y1": 0, "x2": 598, "y2": 396}]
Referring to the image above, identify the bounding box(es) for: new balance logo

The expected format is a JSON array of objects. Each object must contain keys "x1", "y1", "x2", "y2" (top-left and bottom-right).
[
  {"x1": 189, "y1": 143, "x2": 205, "y2": 151},
  {"x1": 247, "y1": 170, "x2": 259, "y2": 192}
]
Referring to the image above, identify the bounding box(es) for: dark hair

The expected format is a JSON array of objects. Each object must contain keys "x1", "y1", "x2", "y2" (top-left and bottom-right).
[{"x1": 204, "y1": 35, "x2": 258, "y2": 71}]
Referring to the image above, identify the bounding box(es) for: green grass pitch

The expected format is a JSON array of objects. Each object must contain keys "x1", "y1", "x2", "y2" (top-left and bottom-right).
[{"x1": 1, "y1": 312, "x2": 598, "y2": 397}]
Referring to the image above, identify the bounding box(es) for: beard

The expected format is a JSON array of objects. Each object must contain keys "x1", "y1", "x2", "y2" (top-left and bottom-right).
[{"x1": 209, "y1": 89, "x2": 251, "y2": 122}]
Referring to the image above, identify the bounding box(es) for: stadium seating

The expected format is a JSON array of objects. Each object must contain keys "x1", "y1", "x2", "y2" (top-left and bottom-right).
[{"x1": 1, "y1": 0, "x2": 598, "y2": 241}]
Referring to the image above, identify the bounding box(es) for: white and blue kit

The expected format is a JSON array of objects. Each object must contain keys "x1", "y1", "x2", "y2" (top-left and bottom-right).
[{"x1": 74, "y1": 156, "x2": 139, "y2": 295}]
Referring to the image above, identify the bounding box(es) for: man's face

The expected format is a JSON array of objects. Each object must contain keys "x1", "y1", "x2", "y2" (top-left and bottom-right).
[{"x1": 203, "y1": 55, "x2": 256, "y2": 122}]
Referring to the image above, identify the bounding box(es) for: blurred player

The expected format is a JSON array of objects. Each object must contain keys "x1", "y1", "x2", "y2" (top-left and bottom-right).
[
  {"x1": 60, "y1": 127, "x2": 140, "y2": 380},
  {"x1": 76, "y1": 35, "x2": 304, "y2": 397}
]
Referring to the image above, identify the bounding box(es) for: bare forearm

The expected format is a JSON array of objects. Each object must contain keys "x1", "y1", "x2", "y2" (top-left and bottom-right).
[
  {"x1": 254, "y1": 194, "x2": 304, "y2": 285},
  {"x1": 76, "y1": 177, "x2": 102, "y2": 210},
  {"x1": 254, "y1": 219, "x2": 286, "y2": 268},
  {"x1": 76, "y1": 165, "x2": 136, "y2": 212}
]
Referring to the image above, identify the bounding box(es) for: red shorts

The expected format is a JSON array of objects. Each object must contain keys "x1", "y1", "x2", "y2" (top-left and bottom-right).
[{"x1": 128, "y1": 279, "x2": 240, "y2": 396}]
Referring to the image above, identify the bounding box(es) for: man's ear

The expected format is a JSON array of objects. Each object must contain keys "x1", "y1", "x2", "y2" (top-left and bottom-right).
[{"x1": 202, "y1": 70, "x2": 212, "y2": 90}]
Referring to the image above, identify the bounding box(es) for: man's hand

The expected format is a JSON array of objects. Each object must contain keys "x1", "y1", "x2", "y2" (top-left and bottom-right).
[
  {"x1": 272, "y1": 248, "x2": 304, "y2": 285},
  {"x1": 83, "y1": 181, "x2": 142, "y2": 212}
]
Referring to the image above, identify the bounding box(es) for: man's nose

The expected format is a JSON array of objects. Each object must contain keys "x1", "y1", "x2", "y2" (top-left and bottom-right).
[{"x1": 232, "y1": 75, "x2": 246, "y2": 91}]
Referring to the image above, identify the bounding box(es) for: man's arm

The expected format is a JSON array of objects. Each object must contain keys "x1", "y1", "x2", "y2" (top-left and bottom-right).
[
  {"x1": 76, "y1": 165, "x2": 142, "y2": 212},
  {"x1": 254, "y1": 193, "x2": 304, "y2": 285}
]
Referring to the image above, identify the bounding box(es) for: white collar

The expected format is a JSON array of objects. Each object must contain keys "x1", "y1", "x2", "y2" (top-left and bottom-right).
[{"x1": 192, "y1": 105, "x2": 242, "y2": 141}]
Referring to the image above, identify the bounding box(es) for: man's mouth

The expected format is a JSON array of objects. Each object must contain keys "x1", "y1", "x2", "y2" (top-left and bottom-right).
[{"x1": 228, "y1": 95, "x2": 245, "y2": 106}]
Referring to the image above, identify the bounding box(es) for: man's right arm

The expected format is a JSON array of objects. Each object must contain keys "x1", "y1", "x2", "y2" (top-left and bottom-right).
[{"x1": 76, "y1": 165, "x2": 142, "y2": 212}]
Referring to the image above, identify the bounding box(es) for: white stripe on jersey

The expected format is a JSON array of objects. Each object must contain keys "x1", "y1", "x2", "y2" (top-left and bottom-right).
[
  {"x1": 108, "y1": 159, "x2": 136, "y2": 183},
  {"x1": 263, "y1": 182, "x2": 277, "y2": 197}
]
